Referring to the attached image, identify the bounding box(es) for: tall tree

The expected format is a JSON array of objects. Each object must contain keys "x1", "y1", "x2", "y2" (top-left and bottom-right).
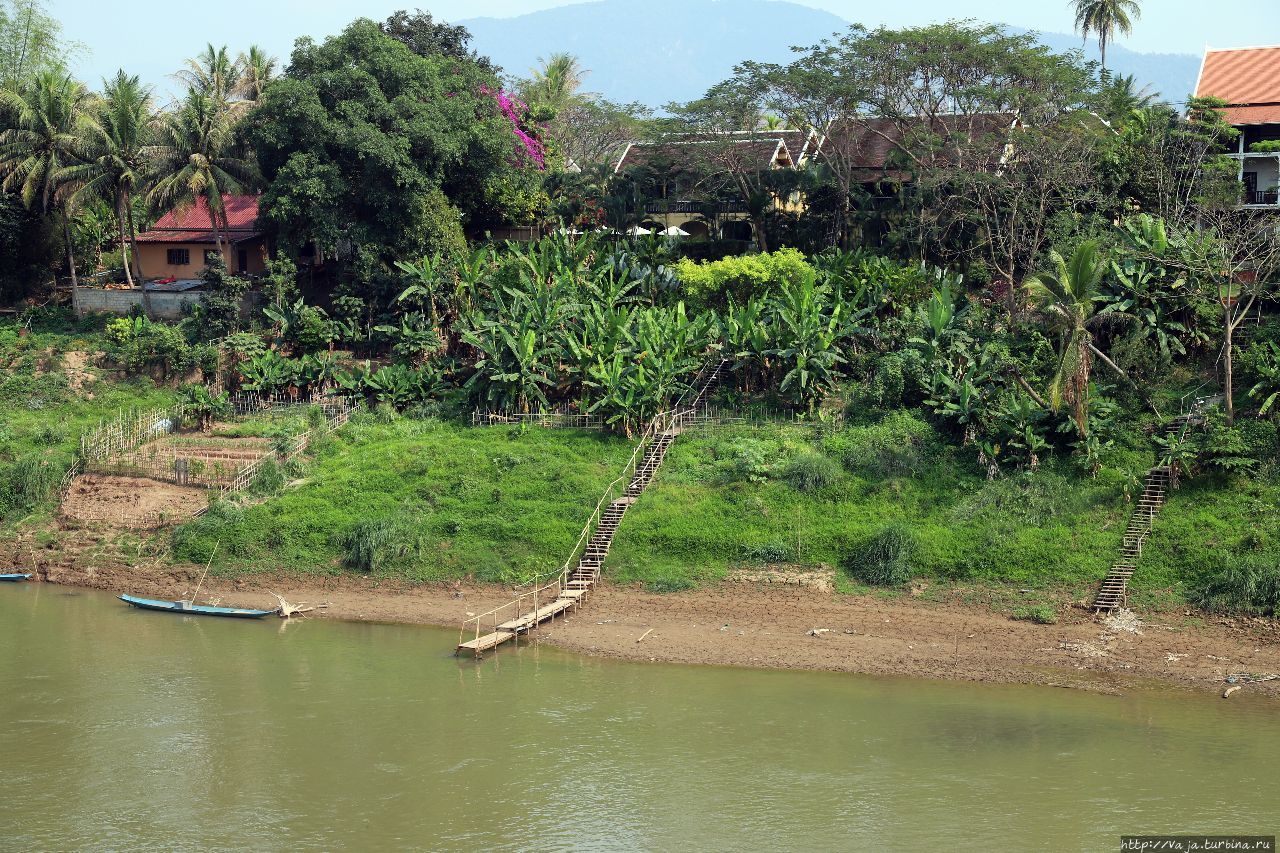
[
  {"x1": 0, "y1": 0, "x2": 67, "y2": 92},
  {"x1": 1023, "y1": 240, "x2": 1130, "y2": 437},
  {"x1": 147, "y1": 89, "x2": 258, "y2": 264},
  {"x1": 527, "y1": 53, "x2": 585, "y2": 112},
  {"x1": 1072, "y1": 0, "x2": 1141, "y2": 69},
  {"x1": 236, "y1": 45, "x2": 276, "y2": 103},
  {"x1": 177, "y1": 43, "x2": 243, "y2": 114},
  {"x1": 0, "y1": 67, "x2": 92, "y2": 301},
  {"x1": 60, "y1": 70, "x2": 152, "y2": 292},
  {"x1": 381, "y1": 9, "x2": 495, "y2": 72}
]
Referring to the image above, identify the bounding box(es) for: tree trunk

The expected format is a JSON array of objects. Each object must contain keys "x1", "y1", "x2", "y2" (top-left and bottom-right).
[
  {"x1": 1224, "y1": 315, "x2": 1235, "y2": 426},
  {"x1": 206, "y1": 197, "x2": 227, "y2": 266},
  {"x1": 751, "y1": 214, "x2": 770, "y2": 254},
  {"x1": 127, "y1": 200, "x2": 144, "y2": 281},
  {"x1": 62, "y1": 214, "x2": 80, "y2": 316}
]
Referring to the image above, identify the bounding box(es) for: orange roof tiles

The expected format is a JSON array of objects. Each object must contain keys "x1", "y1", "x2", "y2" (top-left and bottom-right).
[{"x1": 1196, "y1": 47, "x2": 1280, "y2": 125}]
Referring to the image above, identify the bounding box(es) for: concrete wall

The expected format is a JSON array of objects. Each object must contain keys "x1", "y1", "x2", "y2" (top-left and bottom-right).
[
  {"x1": 76, "y1": 287, "x2": 205, "y2": 320},
  {"x1": 135, "y1": 239, "x2": 267, "y2": 279}
]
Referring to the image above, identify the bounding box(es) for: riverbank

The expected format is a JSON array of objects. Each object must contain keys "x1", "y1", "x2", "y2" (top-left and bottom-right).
[{"x1": 29, "y1": 557, "x2": 1280, "y2": 698}]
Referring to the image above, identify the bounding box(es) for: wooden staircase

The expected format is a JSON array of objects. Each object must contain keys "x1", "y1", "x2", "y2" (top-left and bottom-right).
[
  {"x1": 1092, "y1": 465, "x2": 1170, "y2": 613},
  {"x1": 1091, "y1": 393, "x2": 1216, "y2": 614},
  {"x1": 457, "y1": 360, "x2": 726, "y2": 656}
]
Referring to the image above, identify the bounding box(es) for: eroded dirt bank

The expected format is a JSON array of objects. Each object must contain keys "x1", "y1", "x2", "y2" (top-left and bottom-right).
[{"x1": 23, "y1": 556, "x2": 1280, "y2": 698}]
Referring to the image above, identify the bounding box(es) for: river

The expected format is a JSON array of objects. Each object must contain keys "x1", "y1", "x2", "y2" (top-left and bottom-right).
[{"x1": 1, "y1": 585, "x2": 1277, "y2": 851}]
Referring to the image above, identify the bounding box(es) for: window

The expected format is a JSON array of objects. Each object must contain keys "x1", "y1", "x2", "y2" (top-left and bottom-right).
[{"x1": 166, "y1": 248, "x2": 190, "y2": 266}]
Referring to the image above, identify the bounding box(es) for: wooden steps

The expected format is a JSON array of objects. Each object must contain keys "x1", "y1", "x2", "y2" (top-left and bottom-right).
[
  {"x1": 1091, "y1": 400, "x2": 1212, "y2": 614},
  {"x1": 457, "y1": 359, "x2": 729, "y2": 657}
]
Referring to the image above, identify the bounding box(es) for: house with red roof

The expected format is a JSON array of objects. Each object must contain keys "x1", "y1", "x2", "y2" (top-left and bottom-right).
[
  {"x1": 134, "y1": 195, "x2": 268, "y2": 279},
  {"x1": 1196, "y1": 46, "x2": 1280, "y2": 207}
]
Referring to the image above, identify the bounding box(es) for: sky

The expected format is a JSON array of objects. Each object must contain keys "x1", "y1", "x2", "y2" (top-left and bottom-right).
[{"x1": 50, "y1": 0, "x2": 1280, "y2": 100}]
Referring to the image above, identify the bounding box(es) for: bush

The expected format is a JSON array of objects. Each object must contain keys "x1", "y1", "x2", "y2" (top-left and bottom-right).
[
  {"x1": 674, "y1": 248, "x2": 814, "y2": 306},
  {"x1": 741, "y1": 541, "x2": 792, "y2": 563},
  {"x1": 780, "y1": 452, "x2": 841, "y2": 492},
  {"x1": 1191, "y1": 559, "x2": 1280, "y2": 616},
  {"x1": 341, "y1": 517, "x2": 418, "y2": 573},
  {"x1": 1011, "y1": 604, "x2": 1058, "y2": 625},
  {"x1": 823, "y1": 411, "x2": 938, "y2": 479},
  {"x1": 0, "y1": 455, "x2": 59, "y2": 517},
  {"x1": 249, "y1": 458, "x2": 285, "y2": 494},
  {"x1": 104, "y1": 316, "x2": 198, "y2": 379},
  {"x1": 842, "y1": 523, "x2": 916, "y2": 586}
]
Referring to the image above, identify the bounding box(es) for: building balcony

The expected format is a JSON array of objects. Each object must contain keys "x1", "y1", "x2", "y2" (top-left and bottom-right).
[
  {"x1": 1244, "y1": 189, "x2": 1280, "y2": 206},
  {"x1": 643, "y1": 200, "x2": 747, "y2": 214}
]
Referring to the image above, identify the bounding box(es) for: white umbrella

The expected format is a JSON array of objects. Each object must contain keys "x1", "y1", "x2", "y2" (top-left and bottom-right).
[
  {"x1": 626, "y1": 225, "x2": 652, "y2": 236},
  {"x1": 660, "y1": 226, "x2": 690, "y2": 237}
]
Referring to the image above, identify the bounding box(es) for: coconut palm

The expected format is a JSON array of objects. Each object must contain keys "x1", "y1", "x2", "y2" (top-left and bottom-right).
[
  {"x1": 1023, "y1": 240, "x2": 1130, "y2": 437},
  {"x1": 60, "y1": 71, "x2": 152, "y2": 293},
  {"x1": 1072, "y1": 0, "x2": 1141, "y2": 69},
  {"x1": 528, "y1": 53, "x2": 586, "y2": 110},
  {"x1": 146, "y1": 89, "x2": 259, "y2": 264},
  {"x1": 0, "y1": 68, "x2": 94, "y2": 298},
  {"x1": 236, "y1": 45, "x2": 276, "y2": 103},
  {"x1": 177, "y1": 44, "x2": 243, "y2": 114}
]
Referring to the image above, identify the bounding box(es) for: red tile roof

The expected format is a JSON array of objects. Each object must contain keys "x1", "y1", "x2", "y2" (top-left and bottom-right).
[
  {"x1": 814, "y1": 113, "x2": 1019, "y2": 177},
  {"x1": 1196, "y1": 47, "x2": 1280, "y2": 125},
  {"x1": 136, "y1": 195, "x2": 262, "y2": 244},
  {"x1": 614, "y1": 130, "x2": 811, "y2": 174}
]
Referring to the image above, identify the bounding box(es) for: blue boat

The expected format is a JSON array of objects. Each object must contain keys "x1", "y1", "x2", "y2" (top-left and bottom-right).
[
  {"x1": 119, "y1": 594, "x2": 275, "y2": 619},
  {"x1": 0, "y1": 573, "x2": 33, "y2": 582}
]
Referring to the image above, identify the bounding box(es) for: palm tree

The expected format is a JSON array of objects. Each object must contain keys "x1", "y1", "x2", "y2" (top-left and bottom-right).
[
  {"x1": 146, "y1": 89, "x2": 259, "y2": 265},
  {"x1": 177, "y1": 44, "x2": 243, "y2": 114},
  {"x1": 1023, "y1": 240, "x2": 1133, "y2": 437},
  {"x1": 236, "y1": 46, "x2": 276, "y2": 103},
  {"x1": 0, "y1": 68, "x2": 94, "y2": 306},
  {"x1": 1072, "y1": 0, "x2": 1141, "y2": 69},
  {"x1": 60, "y1": 71, "x2": 152, "y2": 295},
  {"x1": 529, "y1": 53, "x2": 586, "y2": 110}
]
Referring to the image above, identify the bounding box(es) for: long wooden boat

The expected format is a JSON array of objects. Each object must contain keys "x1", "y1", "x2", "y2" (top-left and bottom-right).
[
  {"x1": 0, "y1": 573, "x2": 33, "y2": 582},
  {"x1": 119, "y1": 594, "x2": 275, "y2": 619}
]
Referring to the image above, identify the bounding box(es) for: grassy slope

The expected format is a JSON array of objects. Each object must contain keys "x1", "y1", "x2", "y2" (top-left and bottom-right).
[
  {"x1": 173, "y1": 417, "x2": 635, "y2": 582},
  {"x1": 610, "y1": 419, "x2": 1279, "y2": 603},
  {"x1": 0, "y1": 320, "x2": 177, "y2": 527}
]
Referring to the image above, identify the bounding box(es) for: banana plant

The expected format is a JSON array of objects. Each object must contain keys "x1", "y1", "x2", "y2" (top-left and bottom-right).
[{"x1": 769, "y1": 276, "x2": 848, "y2": 412}]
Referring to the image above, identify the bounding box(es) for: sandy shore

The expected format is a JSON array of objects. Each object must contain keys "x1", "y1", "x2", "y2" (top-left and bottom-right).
[{"x1": 26, "y1": 556, "x2": 1280, "y2": 699}]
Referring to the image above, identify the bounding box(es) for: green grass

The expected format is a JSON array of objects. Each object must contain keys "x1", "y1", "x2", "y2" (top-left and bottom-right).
[
  {"x1": 609, "y1": 415, "x2": 1275, "y2": 602},
  {"x1": 0, "y1": 319, "x2": 178, "y2": 526},
  {"x1": 172, "y1": 416, "x2": 635, "y2": 582}
]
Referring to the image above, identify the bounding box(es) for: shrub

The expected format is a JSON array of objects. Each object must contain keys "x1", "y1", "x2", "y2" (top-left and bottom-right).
[
  {"x1": 823, "y1": 411, "x2": 937, "y2": 479},
  {"x1": 842, "y1": 523, "x2": 916, "y2": 586},
  {"x1": 0, "y1": 455, "x2": 59, "y2": 517},
  {"x1": 341, "y1": 517, "x2": 418, "y2": 573},
  {"x1": 1011, "y1": 604, "x2": 1058, "y2": 625},
  {"x1": 249, "y1": 458, "x2": 285, "y2": 494},
  {"x1": 780, "y1": 452, "x2": 841, "y2": 492},
  {"x1": 646, "y1": 577, "x2": 696, "y2": 593},
  {"x1": 1191, "y1": 559, "x2": 1280, "y2": 616},
  {"x1": 741, "y1": 541, "x2": 792, "y2": 563},
  {"x1": 674, "y1": 248, "x2": 814, "y2": 305}
]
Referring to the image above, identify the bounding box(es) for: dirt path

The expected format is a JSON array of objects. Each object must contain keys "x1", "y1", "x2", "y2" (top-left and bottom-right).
[{"x1": 24, "y1": 556, "x2": 1280, "y2": 698}]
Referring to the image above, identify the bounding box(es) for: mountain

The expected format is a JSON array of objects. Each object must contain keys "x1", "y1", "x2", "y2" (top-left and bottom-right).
[
  {"x1": 462, "y1": 0, "x2": 1202, "y2": 109},
  {"x1": 1010, "y1": 28, "x2": 1200, "y2": 106},
  {"x1": 463, "y1": 0, "x2": 847, "y2": 107}
]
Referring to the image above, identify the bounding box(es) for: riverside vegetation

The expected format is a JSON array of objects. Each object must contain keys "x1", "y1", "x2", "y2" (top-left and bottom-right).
[{"x1": 2, "y1": 7, "x2": 1280, "y2": 618}]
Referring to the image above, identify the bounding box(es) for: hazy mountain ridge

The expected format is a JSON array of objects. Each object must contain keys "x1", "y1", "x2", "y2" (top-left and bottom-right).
[{"x1": 462, "y1": 0, "x2": 1201, "y2": 108}]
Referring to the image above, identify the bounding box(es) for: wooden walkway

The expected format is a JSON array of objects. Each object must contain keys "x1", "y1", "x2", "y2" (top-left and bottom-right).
[{"x1": 458, "y1": 360, "x2": 726, "y2": 656}]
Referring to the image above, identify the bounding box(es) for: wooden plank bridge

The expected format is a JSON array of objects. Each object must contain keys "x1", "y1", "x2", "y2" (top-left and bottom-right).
[{"x1": 457, "y1": 360, "x2": 726, "y2": 656}]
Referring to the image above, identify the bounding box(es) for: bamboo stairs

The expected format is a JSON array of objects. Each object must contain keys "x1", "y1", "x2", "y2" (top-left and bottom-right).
[
  {"x1": 457, "y1": 360, "x2": 727, "y2": 656},
  {"x1": 1091, "y1": 394, "x2": 1216, "y2": 614}
]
